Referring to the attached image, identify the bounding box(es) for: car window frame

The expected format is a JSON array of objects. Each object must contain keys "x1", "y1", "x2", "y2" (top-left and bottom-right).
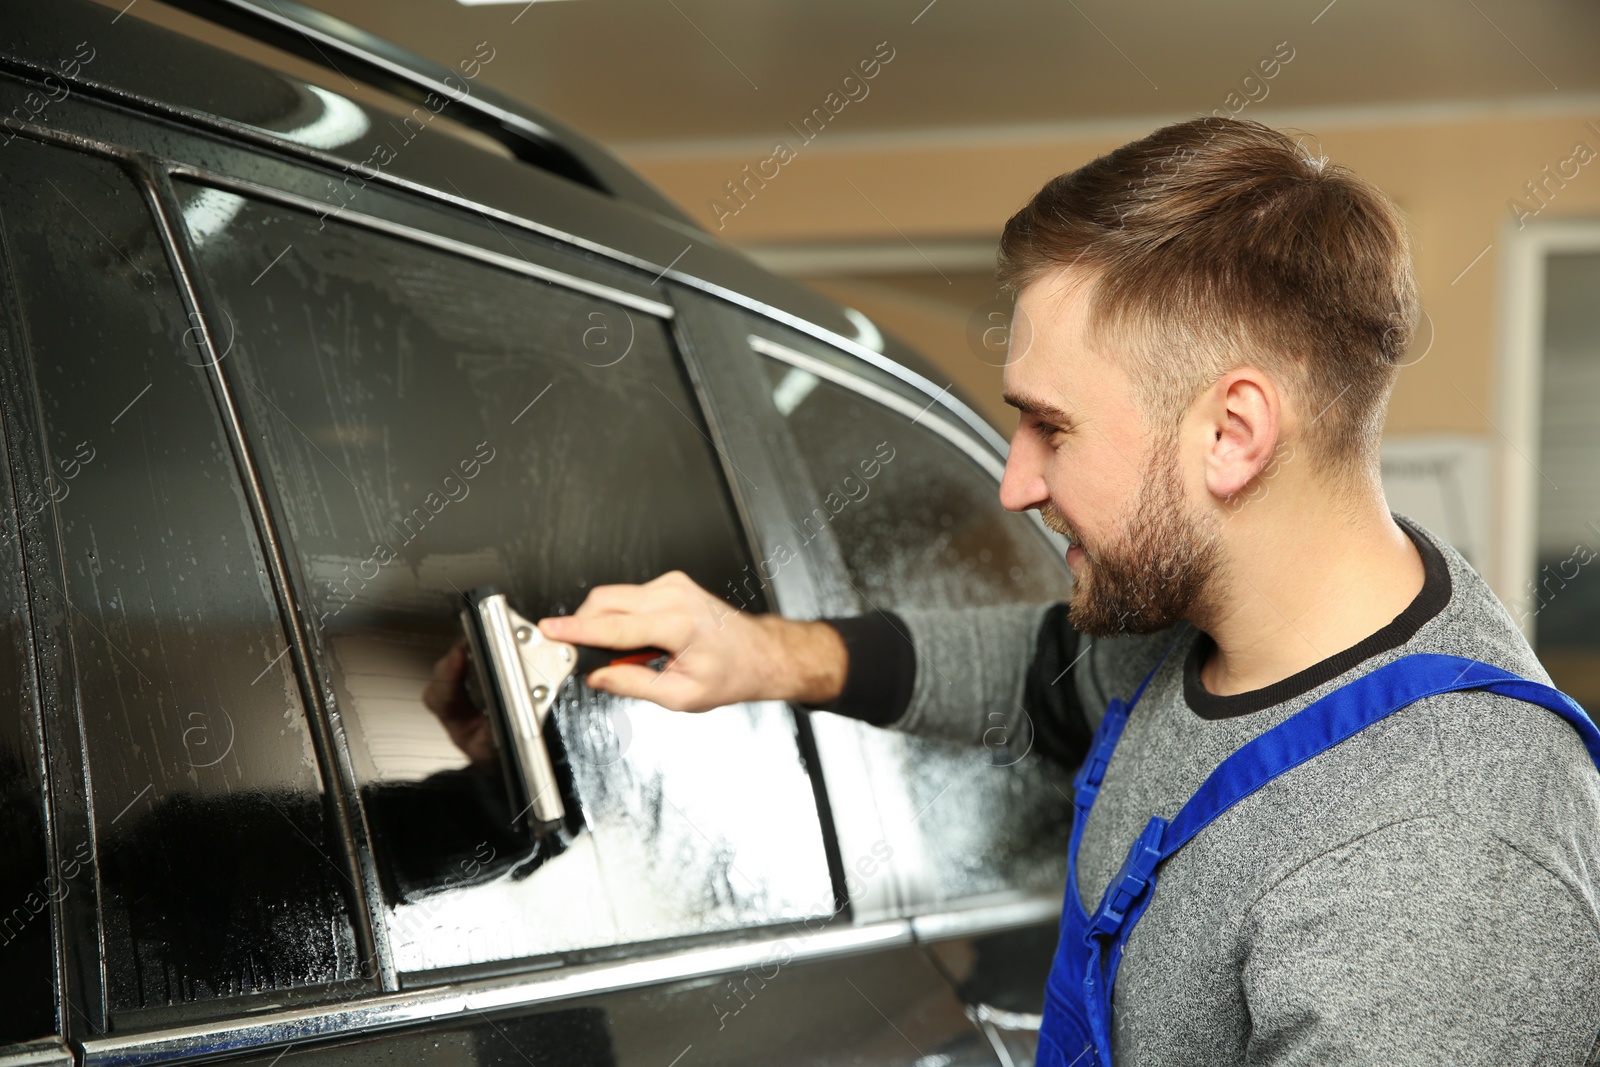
[
  {"x1": 730, "y1": 313, "x2": 1076, "y2": 922},
  {"x1": 747, "y1": 332, "x2": 1009, "y2": 481},
  {"x1": 172, "y1": 169, "x2": 849, "y2": 980}
]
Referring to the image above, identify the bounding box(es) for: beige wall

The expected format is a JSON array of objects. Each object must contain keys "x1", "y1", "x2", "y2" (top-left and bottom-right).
[{"x1": 625, "y1": 107, "x2": 1600, "y2": 441}]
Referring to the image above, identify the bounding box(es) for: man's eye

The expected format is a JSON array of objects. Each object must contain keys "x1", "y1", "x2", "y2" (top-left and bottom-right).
[{"x1": 1033, "y1": 420, "x2": 1063, "y2": 441}]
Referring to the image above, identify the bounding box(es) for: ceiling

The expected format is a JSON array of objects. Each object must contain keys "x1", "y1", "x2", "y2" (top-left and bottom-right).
[{"x1": 284, "y1": 0, "x2": 1599, "y2": 152}]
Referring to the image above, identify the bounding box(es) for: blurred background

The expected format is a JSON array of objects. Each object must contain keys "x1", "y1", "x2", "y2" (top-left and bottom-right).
[{"x1": 120, "y1": 0, "x2": 1600, "y2": 703}]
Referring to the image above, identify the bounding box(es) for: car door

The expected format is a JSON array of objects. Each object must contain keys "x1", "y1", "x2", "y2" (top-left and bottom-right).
[
  {"x1": 744, "y1": 323, "x2": 1078, "y2": 1063},
  {"x1": 669, "y1": 292, "x2": 1075, "y2": 1062},
  {"x1": 157, "y1": 160, "x2": 1004, "y2": 1063},
  {"x1": 0, "y1": 30, "x2": 1008, "y2": 1064}
]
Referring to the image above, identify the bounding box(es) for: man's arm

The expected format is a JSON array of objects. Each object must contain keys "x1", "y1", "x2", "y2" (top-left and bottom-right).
[
  {"x1": 804, "y1": 604, "x2": 1186, "y2": 773},
  {"x1": 534, "y1": 571, "x2": 851, "y2": 710},
  {"x1": 1239, "y1": 815, "x2": 1600, "y2": 1066},
  {"x1": 802, "y1": 602, "x2": 1100, "y2": 770},
  {"x1": 536, "y1": 570, "x2": 1182, "y2": 771},
  {"x1": 535, "y1": 571, "x2": 1064, "y2": 739},
  {"x1": 535, "y1": 571, "x2": 1113, "y2": 771}
]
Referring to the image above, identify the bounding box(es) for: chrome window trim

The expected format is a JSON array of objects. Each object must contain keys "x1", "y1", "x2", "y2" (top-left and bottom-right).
[
  {"x1": 749, "y1": 334, "x2": 1006, "y2": 481},
  {"x1": 0, "y1": 1039, "x2": 73, "y2": 1067},
  {"x1": 166, "y1": 166, "x2": 676, "y2": 319},
  {"x1": 77, "y1": 895, "x2": 1063, "y2": 1065},
  {"x1": 79, "y1": 896, "x2": 1059, "y2": 1065},
  {"x1": 909, "y1": 895, "x2": 1061, "y2": 943},
  {"x1": 747, "y1": 330, "x2": 1010, "y2": 458},
  {"x1": 79, "y1": 922, "x2": 913, "y2": 1067}
]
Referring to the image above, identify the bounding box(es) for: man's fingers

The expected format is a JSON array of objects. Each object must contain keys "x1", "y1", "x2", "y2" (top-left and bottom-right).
[
  {"x1": 645, "y1": 569, "x2": 696, "y2": 590},
  {"x1": 540, "y1": 611, "x2": 681, "y2": 652},
  {"x1": 432, "y1": 639, "x2": 467, "y2": 683},
  {"x1": 570, "y1": 584, "x2": 640, "y2": 616},
  {"x1": 587, "y1": 664, "x2": 710, "y2": 712},
  {"x1": 423, "y1": 641, "x2": 469, "y2": 717}
]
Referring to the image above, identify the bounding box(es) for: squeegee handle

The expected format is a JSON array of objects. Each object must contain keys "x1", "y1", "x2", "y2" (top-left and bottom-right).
[{"x1": 573, "y1": 644, "x2": 671, "y2": 676}]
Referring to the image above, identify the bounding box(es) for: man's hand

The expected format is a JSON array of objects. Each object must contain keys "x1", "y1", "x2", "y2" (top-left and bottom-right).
[
  {"x1": 421, "y1": 637, "x2": 499, "y2": 770},
  {"x1": 536, "y1": 570, "x2": 848, "y2": 713}
]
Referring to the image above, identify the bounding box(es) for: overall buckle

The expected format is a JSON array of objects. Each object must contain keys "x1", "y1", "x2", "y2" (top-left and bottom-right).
[
  {"x1": 1073, "y1": 700, "x2": 1127, "y2": 809},
  {"x1": 1088, "y1": 815, "x2": 1167, "y2": 939}
]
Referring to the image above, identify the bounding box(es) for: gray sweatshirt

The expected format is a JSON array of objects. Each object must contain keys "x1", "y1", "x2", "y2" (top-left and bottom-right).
[{"x1": 820, "y1": 517, "x2": 1600, "y2": 1065}]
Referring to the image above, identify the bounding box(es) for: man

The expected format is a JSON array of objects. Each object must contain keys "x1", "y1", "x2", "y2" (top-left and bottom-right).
[{"x1": 534, "y1": 118, "x2": 1600, "y2": 1064}]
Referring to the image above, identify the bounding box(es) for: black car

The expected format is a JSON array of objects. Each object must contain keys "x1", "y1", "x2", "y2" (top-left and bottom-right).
[{"x1": 0, "y1": 2, "x2": 1076, "y2": 1063}]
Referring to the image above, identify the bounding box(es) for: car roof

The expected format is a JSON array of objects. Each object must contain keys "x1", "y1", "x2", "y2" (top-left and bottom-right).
[{"x1": 0, "y1": 0, "x2": 1007, "y2": 454}]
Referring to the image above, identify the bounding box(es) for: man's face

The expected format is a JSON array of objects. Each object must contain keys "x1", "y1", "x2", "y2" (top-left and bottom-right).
[{"x1": 998, "y1": 269, "x2": 1221, "y2": 636}]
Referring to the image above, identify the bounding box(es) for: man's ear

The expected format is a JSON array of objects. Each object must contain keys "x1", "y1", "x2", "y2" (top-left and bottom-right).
[{"x1": 1201, "y1": 368, "x2": 1280, "y2": 500}]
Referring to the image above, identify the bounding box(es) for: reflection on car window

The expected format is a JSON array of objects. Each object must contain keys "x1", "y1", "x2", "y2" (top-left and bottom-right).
[
  {"x1": 759, "y1": 356, "x2": 1061, "y2": 609},
  {"x1": 178, "y1": 183, "x2": 836, "y2": 974},
  {"x1": 0, "y1": 140, "x2": 363, "y2": 1017},
  {"x1": 754, "y1": 338, "x2": 1075, "y2": 911}
]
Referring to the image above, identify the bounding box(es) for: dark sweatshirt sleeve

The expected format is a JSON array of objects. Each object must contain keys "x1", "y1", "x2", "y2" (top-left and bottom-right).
[
  {"x1": 1019, "y1": 603, "x2": 1093, "y2": 771},
  {"x1": 801, "y1": 603, "x2": 1095, "y2": 773},
  {"x1": 797, "y1": 609, "x2": 916, "y2": 725}
]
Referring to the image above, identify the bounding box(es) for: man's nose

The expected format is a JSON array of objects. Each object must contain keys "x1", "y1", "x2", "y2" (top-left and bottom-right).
[{"x1": 998, "y1": 431, "x2": 1048, "y2": 513}]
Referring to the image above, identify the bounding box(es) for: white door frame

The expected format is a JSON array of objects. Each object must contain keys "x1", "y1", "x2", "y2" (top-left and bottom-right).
[{"x1": 1495, "y1": 216, "x2": 1600, "y2": 639}]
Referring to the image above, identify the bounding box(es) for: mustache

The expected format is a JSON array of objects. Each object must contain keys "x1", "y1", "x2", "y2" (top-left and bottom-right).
[{"x1": 1038, "y1": 501, "x2": 1080, "y2": 545}]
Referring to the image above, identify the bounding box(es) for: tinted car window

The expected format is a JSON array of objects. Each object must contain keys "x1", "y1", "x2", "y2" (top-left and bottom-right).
[
  {"x1": 176, "y1": 182, "x2": 836, "y2": 975},
  {"x1": 757, "y1": 348, "x2": 1063, "y2": 608},
  {"x1": 0, "y1": 140, "x2": 362, "y2": 1017},
  {"x1": 752, "y1": 332, "x2": 1076, "y2": 913}
]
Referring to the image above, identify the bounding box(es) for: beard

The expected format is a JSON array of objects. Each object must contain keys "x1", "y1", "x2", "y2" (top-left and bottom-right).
[{"x1": 1038, "y1": 439, "x2": 1221, "y2": 637}]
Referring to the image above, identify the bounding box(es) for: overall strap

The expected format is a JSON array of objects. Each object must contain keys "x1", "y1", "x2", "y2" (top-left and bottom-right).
[
  {"x1": 1069, "y1": 640, "x2": 1183, "y2": 894},
  {"x1": 1073, "y1": 640, "x2": 1179, "y2": 812},
  {"x1": 1087, "y1": 653, "x2": 1600, "y2": 939},
  {"x1": 1164, "y1": 653, "x2": 1600, "y2": 854}
]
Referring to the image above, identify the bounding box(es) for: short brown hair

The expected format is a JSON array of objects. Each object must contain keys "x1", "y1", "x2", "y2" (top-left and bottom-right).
[{"x1": 997, "y1": 117, "x2": 1418, "y2": 479}]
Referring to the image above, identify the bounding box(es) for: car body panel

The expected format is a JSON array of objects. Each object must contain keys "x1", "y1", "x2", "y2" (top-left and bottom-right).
[{"x1": 0, "y1": 4, "x2": 1063, "y2": 1062}]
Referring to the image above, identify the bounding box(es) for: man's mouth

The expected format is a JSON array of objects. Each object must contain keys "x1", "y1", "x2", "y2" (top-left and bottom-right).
[{"x1": 1049, "y1": 517, "x2": 1084, "y2": 560}]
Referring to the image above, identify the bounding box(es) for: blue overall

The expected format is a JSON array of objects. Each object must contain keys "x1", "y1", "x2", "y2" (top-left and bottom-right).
[{"x1": 1035, "y1": 652, "x2": 1600, "y2": 1067}]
